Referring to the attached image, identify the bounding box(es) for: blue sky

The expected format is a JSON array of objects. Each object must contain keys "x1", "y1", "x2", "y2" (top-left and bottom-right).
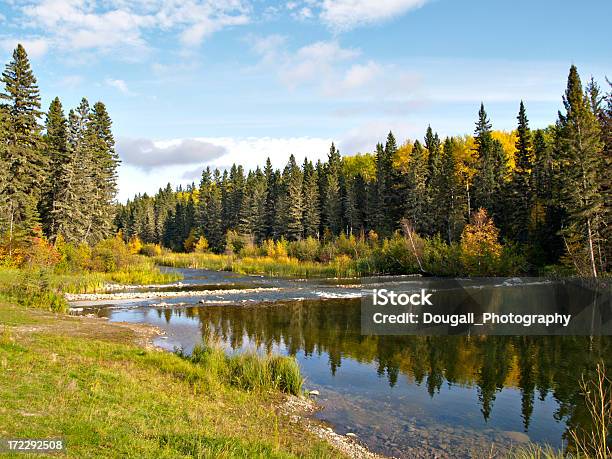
[{"x1": 1, "y1": 0, "x2": 610, "y2": 201}]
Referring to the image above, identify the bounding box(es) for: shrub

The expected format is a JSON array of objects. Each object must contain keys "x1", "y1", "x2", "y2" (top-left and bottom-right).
[
  {"x1": 90, "y1": 235, "x2": 132, "y2": 272},
  {"x1": 374, "y1": 232, "x2": 421, "y2": 274},
  {"x1": 423, "y1": 235, "x2": 463, "y2": 276},
  {"x1": 127, "y1": 235, "x2": 143, "y2": 254},
  {"x1": 54, "y1": 237, "x2": 91, "y2": 273},
  {"x1": 194, "y1": 236, "x2": 209, "y2": 253},
  {"x1": 24, "y1": 231, "x2": 61, "y2": 269},
  {"x1": 140, "y1": 243, "x2": 163, "y2": 257},
  {"x1": 183, "y1": 230, "x2": 197, "y2": 253},
  {"x1": 460, "y1": 208, "x2": 503, "y2": 276},
  {"x1": 287, "y1": 237, "x2": 320, "y2": 261},
  {"x1": 225, "y1": 230, "x2": 250, "y2": 255}
]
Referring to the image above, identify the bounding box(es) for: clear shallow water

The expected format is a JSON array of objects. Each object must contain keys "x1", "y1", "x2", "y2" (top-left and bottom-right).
[{"x1": 76, "y1": 269, "x2": 611, "y2": 458}]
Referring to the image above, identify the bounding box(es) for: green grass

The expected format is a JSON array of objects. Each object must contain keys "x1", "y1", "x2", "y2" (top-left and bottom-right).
[
  {"x1": 186, "y1": 344, "x2": 303, "y2": 396},
  {"x1": 154, "y1": 253, "x2": 361, "y2": 278},
  {"x1": 0, "y1": 258, "x2": 183, "y2": 314},
  {"x1": 0, "y1": 302, "x2": 339, "y2": 458}
]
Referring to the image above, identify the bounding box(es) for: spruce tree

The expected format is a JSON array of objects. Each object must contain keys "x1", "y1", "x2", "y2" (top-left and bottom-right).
[
  {"x1": 85, "y1": 101, "x2": 119, "y2": 243},
  {"x1": 302, "y1": 159, "x2": 320, "y2": 238},
  {"x1": 0, "y1": 44, "x2": 45, "y2": 252},
  {"x1": 404, "y1": 140, "x2": 428, "y2": 233},
  {"x1": 40, "y1": 97, "x2": 73, "y2": 241},
  {"x1": 439, "y1": 138, "x2": 465, "y2": 241},
  {"x1": 263, "y1": 158, "x2": 276, "y2": 238},
  {"x1": 285, "y1": 155, "x2": 304, "y2": 240},
  {"x1": 509, "y1": 101, "x2": 533, "y2": 243},
  {"x1": 472, "y1": 103, "x2": 504, "y2": 222},
  {"x1": 322, "y1": 143, "x2": 342, "y2": 235},
  {"x1": 555, "y1": 65, "x2": 604, "y2": 276}
]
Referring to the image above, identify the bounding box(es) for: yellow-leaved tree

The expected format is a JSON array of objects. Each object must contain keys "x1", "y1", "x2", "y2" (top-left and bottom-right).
[{"x1": 460, "y1": 208, "x2": 502, "y2": 275}]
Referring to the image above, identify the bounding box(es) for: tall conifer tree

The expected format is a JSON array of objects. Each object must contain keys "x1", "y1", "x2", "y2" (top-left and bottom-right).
[
  {"x1": 0, "y1": 44, "x2": 44, "y2": 251},
  {"x1": 555, "y1": 66, "x2": 604, "y2": 276}
]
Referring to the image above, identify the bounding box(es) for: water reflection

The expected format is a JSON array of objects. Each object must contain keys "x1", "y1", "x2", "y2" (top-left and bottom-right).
[{"x1": 139, "y1": 299, "x2": 610, "y2": 455}]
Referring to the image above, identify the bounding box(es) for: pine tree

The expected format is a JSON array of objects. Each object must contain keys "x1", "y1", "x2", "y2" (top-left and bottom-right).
[
  {"x1": 599, "y1": 81, "x2": 612, "y2": 270},
  {"x1": 439, "y1": 138, "x2": 465, "y2": 241},
  {"x1": 374, "y1": 135, "x2": 397, "y2": 236},
  {"x1": 263, "y1": 158, "x2": 276, "y2": 238},
  {"x1": 0, "y1": 107, "x2": 9, "y2": 233},
  {"x1": 472, "y1": 103, "x2": 507, "y2": 225},
  {"x1": 322, "y1": 143, "x2": 342, "y2": 235},
  {"x1": 555, "y1": 66, "x2": 604, "y2": 276},
  {"x1": 302, "y1": 159, "x2": 320, "y2": 238},
  {"x1": 0, "y1": 44, "x2": 45, "y2": 253},
  {"x1": 84, "y1": 101, "x2": 119, "y2": 243},
  {"x1": 404, "y1": 140, "x2": 428, "y2": 233},
  {"x1": 425, "y1": 125, "x2": 441, "y2": 186},
  {"x1": 198, "y1": 168, "x2": 224, "y2": 252},
  {"x1": 508, "y1": 101, "x2": 533, "y2": 242},
  {"x1": 285, "y1": 155, "x2": 304, "y2": 240},
  {"x1": 40, "y1": 97, "x2": 73, "y2": 241}
]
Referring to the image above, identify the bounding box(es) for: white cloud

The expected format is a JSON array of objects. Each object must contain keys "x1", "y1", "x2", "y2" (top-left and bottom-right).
[
  {"x1": 249, "y1": 36, "x2": 420, "y2": 99},
  {"x1": 251, "y1": 37, "x2": 364, "y2": 91},
  {"x1": 9, "y1": 0, "x2": 251, "y2": 56},
  {"x1": 105, "y1": 78, "x2": 132, "y2": 94},
  {"x1": 319, "y1": 0, "x2": 428, "y2": 30},
  {"x1": 342, "y1": 61, "x2": 382, "y2": 89},
  {"x1": 281, "y1": 40, "x2": 359, "y2": 88},
  {"x1": 0, "y1": 37, "x2": 49, "y2": 58},
  {"x1": 117, "y1": 135, "x2": 333, "y2": 201}
]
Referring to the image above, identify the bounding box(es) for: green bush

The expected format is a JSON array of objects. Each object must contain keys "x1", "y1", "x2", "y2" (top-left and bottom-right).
[
  {"x1": 90, "y1": 236, "x2": 132, "y2": 272},
  {"x1": 287, "y1": 237, "x2": 320, "y2": 261},
  {"x1": 423, "y1": 235, "x2": 463, "y2": 276}
]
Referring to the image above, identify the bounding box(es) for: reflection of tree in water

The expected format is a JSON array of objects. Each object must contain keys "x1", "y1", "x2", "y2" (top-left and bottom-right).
[{"x1": 174, "y1": 299, "x2": 610, "y2": 447}]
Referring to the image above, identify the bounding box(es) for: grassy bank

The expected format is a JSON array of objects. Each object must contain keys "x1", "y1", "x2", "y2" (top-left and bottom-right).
[
  {"x1": 0, "y1": 302, "x2": 338, "y2": 458},
  {"x1": 154, "y1": 253, "x2": 355, "y2": 278},
  {"x1": 0, "y1": 260, "x2": 182, "y2": 313}
]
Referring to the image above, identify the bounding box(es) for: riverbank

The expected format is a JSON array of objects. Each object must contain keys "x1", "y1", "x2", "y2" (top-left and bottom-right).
[{"x1": 0, "y1": 302, "x2": 347, "y2": 458}]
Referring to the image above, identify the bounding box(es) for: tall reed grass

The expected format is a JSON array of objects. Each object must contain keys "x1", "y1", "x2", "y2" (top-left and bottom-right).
[
  {"x1": 154, "y1": 252, "x2": 362, "y2": 278},
  {"x1": 184, "y1": 342, "x2": 303, "y2": 395}
]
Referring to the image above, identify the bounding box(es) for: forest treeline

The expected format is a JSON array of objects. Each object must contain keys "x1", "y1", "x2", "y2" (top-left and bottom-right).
[
  {"x1": 0, "y1": 45, "x2": 119, "y2": 259},
  {"x1": 0, "y1": 44, "x2": 609, "y2": 277},
  {"x1": 117, "y1": 66, "x2": 610, "y2": 277}
]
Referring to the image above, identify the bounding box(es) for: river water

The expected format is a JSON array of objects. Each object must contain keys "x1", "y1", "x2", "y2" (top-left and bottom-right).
[{"x1": 72, "y1": 268, "x2": 611, "y2": 458}]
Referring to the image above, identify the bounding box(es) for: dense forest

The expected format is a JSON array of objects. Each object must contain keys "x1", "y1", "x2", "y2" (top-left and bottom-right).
[
  {"x1": 0, "y1": 44, "x2": 609, "y2": 277},
  {"x1": 0, "y1": 45, "x2": 119, "y2": 256},
  {"x1": 117, "y1": 66, "x2": 610, "y2": 277}
]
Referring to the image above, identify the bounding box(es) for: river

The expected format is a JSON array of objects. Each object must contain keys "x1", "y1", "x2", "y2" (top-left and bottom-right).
[{"x1": 71, "y1": 268, "x2": 611, "y2": 458}]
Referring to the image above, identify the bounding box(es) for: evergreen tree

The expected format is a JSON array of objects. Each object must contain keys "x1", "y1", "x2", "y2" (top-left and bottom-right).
[
  {"x1": 285, "y1": 155, "x2": 304, "y2": 240},
  {"x1": 472, "y1": 103, "x2": 508, "y2": 226},
  {"x1": 263, "y1": 158, "x2": 276, "y2": 238},
  {"x1": 40, "y1": 97, "x2": 73, "y2": 241},
  {"x1": 509, "y1": 101, "x2": 533, "y2": 242},
  {"x1": 199, "y1": 168, "x2": 224, "y2": 252},
  {"x1": 555, "y1": 65, "x2": 604, "y2": 276},
  {"x1": 600, "y1": 82, "x2": 612, "y2": 270},
  {"x1": 404, "y1": 140, "x2": 428, "y2": 233},
  {"x1": 439, "y1": 138, "x2": 465, "y2": 241},
  {"x1": 322, "y1": 143, "x2": 342, "y2": 235},
  {"x1": 0, "y1": 44, "x2": 44, "y2": 252},
  {"x1": 84, "y1": 101, "x2": 119, "y2": 243},
  {"x1": 302, "y1": 159, "x2": 320, "y2": 238},
  {"x1": 425, "y1": 125, "x2": 441, "y2": 186}
]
